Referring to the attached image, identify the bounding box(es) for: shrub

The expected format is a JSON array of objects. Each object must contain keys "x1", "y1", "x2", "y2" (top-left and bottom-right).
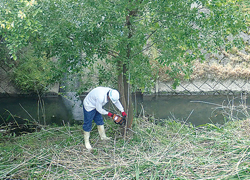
[{"x1": 12, "y1": 46, "x2": 57, "y2": 93}]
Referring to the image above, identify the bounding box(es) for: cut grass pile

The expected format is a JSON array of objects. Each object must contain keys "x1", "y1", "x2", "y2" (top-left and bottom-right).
[{"x1": 0, "y1": 118, "x2": 250, "y2": 179}]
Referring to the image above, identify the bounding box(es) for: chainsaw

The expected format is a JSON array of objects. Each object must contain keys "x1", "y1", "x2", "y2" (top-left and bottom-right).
[{"x1": 112, "y1": 113, "x2": 126, "y2": 125}]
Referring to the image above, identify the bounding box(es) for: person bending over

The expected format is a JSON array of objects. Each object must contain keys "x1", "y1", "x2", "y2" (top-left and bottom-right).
[{"x1": 83, "y1": 87, "x2": 127, "y2": 150}]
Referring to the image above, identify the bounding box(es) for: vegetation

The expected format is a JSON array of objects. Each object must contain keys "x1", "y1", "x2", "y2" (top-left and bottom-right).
[
  {"x1": 0, "y1": 0, "x2": 249, "y2": 127},
  {"x1": 0, "y1": 117, "x2": 249, "y2": 179},
  {"x1": 0, "y1": 1, "x2": 249, "y2": 177},
  {"x1": 12, "y1": 47, "x2": 59, "y2": 93}
]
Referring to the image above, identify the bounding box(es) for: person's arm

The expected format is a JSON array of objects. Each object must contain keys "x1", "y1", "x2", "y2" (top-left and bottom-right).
[
  {"x1": 96, "y1": 100, "x2": 108, "y2": 115},
  {"x1": 114, "y1": 101, "x2": 127, "y2": 117},
  {"x1": 114, "y1": 101, "x2": 124, "y2": 113}
]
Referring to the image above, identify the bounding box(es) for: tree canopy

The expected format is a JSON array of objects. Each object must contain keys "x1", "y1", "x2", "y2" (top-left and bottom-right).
[
  {"x1": 1, "y1": 0, "x2": 248, "y2": 88},
  {"x1": 1, "y1": 0, "x2": 249, "y2": 126}
]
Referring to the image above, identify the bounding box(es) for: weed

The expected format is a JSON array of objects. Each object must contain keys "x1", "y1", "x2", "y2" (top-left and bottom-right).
[{"x1": 0, "y1": 118, "x2": 249, "y2": 179}]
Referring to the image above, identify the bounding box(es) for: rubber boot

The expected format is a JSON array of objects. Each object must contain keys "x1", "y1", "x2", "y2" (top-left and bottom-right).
[
  {"x1": 97, "y1": 125, "x2": 111, "y2": 140},
  {"x1": 84, "y1": 131, "x2": 92, "y2": 150}
]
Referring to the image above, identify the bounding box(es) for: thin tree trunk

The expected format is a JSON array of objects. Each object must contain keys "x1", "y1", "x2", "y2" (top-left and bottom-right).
[
  {"x1": 118, "y1": 60, "x2": 127, "y2": 111},
  {"x1": 117, "y1": 11, "x2": 135, "y2": 136},
  {"x1": 124, "y1": 12, "x2": 134, "y2": 130}
]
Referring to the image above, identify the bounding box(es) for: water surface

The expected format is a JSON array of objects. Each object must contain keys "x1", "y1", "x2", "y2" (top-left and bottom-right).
[
  {"x1": 0, "y1": 94, "x2": 249, "y2": 126},
  {"x1": 0, "y1": 96, "x2": 73, "y2": 125},
  {"x1": 137, "y1": 94, "x2": 249, "y2": 126}
]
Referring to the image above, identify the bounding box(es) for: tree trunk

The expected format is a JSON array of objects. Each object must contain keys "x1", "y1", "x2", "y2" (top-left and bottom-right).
[
  {"x1": 117, "y1": 11, "x2": 135, "y2": 136},
  {"x1": 124, "y1": 14, "x2": 134, "y2": 129},
  {"x1": 122, "y1": 64, "x2": 134, "y2": 129},
  {"x1": 118, "y1": 60, "x2": 127, "y2": 111},
  {"x1": 117, "y1": 61, "x2": 133, "y2": 130}
]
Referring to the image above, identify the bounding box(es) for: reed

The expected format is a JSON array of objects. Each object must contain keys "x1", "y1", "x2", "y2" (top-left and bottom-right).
[{"x1": 0, "y1": 117, "x2": 249, "y2": 179}]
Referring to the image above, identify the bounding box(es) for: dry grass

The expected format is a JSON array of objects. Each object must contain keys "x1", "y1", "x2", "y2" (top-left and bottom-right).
[
  {"x1": 159, "y1": 45, "x2": 250, "y2": 81},
  {"x1": 1, "y1": 117, "x2": 250, "y2": 179}
]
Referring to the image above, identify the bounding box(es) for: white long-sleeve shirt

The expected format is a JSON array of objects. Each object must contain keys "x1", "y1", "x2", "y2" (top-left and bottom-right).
[{"x1": 83, "y1": 87, "x2": 124, "y2": 115}]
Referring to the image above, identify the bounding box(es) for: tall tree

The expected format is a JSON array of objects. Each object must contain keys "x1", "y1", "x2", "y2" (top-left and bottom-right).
[{"x1": 1, "y1": 0, "x2": 248, "y2": 130}]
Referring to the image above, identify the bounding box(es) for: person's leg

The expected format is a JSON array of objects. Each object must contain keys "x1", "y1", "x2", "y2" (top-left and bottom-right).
[
  {"x1": 83, "y1": 107, "x2": 95, "y2": 132},
  {"x1": 83, "y1": 107, "x2": 96, "y2": 150},
  {"x1": 93, "y1": 111, "x2": 104, "y2": 126},
  {"x1": 93, "y1": 111, "x2": 110, "y2": 140},
  {"x1": 84, "y1": 131, "x2": 92, "y2": 150},
  {"x1": 97, "y1": 125, "x2": 110, "y2": 140}
]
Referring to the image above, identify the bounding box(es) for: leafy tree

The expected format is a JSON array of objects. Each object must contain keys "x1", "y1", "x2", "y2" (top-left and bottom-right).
[
  {"x1": 12, "y1": 46, "x2": 57, "y2": 93},
  {"x1": 78, "y1": 0, "x2": 248, "y2": 129},
  {"x1": 0, "y1": 0, "x2": 248, "y2": 130}
]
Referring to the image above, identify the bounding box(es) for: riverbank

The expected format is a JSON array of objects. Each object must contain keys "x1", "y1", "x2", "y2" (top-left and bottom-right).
[{"x1": 1, "y1": 118, "x2": 249, "y2": 179}]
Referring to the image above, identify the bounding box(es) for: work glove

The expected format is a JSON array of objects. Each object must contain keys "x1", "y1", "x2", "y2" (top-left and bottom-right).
[
  {"x1": 122, "y1": 111, "x2": 127, "y2": 117},
  {"x1": 108, "y1": 112, "x2": 113, "y2": 117},
  {"x1": 112, "y1": 114, "x2": 126, "y2": 125}
]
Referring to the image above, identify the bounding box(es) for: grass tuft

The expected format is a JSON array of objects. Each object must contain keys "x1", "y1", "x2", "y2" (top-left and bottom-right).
[{"x1": 0, "y1": 118, "x2": 250, "y2": 179}]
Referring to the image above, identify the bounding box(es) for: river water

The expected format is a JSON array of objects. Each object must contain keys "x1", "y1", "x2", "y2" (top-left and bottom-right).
[
  {"x1": 140, "y1": 94, "x2": 249, "y2": 125},
  {"x1": 0, "y1": 93, "x2": 249, "y2": 126},
  {"x1": 0, "y1": 96, "x2": 74, "y2": 126}
]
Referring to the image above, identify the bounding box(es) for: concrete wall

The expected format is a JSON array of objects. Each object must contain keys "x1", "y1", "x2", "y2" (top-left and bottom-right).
[{"x1": 0, "y1": 65, "x2": 19, "y2": 96}]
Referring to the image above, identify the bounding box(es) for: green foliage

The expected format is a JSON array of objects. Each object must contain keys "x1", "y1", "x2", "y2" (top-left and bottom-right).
[
  {"x1": 0, "y1": 0, "x2": 42, "y2": 60},
  {"x1": 0, "y1": 38, "x2": 12, "y2": 66},
  {"x1": 97, "y1": 63, "x2": 116, "y2": 87},
  {"x1": 12, "y1": 47, "x2": 57, "y2": 93},
  {"x1": 128, "y1": 55, "x2": 155, "y2": 92},
  {"x1": 0, "y1": 0, "x2": 248, "y2": 92}
]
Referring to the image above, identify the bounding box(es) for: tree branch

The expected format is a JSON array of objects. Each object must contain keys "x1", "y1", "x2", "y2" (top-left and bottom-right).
[
  {"x1": 146, "y1": 29, "x2": 157, "y2": 41},
  {"x1": 108, "y1": 50, "x2": 120, "y2": 58},
  {"x1": 131, "y1": 41, "x2": 157, "y2": 58}
]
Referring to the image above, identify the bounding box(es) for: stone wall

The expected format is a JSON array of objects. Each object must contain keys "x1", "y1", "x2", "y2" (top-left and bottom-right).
[{"x1": 0, "y1": 64, "x2": 19, "y2": 96}]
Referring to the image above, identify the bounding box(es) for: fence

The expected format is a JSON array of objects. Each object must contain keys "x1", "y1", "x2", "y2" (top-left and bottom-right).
[{"x1": 155, "y1": 78, "x2": 250, "y2": 95}]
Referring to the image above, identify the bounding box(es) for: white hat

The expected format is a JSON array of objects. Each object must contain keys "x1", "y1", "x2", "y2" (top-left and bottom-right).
[{"x1": 109, "y1": 89, "x2": 120, "y2": 103}]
